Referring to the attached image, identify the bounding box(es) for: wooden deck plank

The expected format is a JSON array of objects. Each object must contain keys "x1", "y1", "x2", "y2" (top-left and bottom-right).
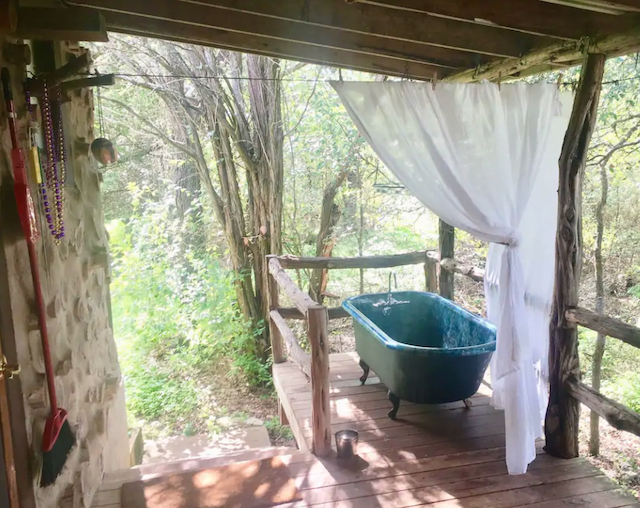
[
  {"x1": 297, "y1": 454, "x2": 568, "y2": 501},
  {"x1": 271, "y1": 354, "x2": 633, "y2": 508},
  {"x1": 300, "y1": 461, "x2": 602, "y2": 506},
  {"x1": 304, "y1": 475, "x2": 616, "y2": 507},
  {"x1": 521, "y1": 490, "x2": 639, "y2": 507}
]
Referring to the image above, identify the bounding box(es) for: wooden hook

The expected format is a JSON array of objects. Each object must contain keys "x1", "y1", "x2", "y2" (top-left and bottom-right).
[
  {"x1": 497, "y1": 72, "x2": 502, "y2": 91},
  {"x1": 432, "y1": 71, "x2": 438, "y2": 91}
]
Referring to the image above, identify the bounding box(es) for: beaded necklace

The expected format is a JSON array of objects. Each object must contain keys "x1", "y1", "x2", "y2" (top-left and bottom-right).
[
  {"x1": 39, "y1": 80, "x2": 66, "y2": 242},
  {"x1": 24, "y1": 89, "x2": 52, "y2": 235}
]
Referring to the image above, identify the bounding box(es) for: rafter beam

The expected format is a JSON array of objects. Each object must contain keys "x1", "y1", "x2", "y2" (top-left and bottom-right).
[
  {"x1": 71, "y1": 0, "x2": 552, "y2": 58},
  {"x1": 104, "y1": 12, "x2": 452, "y2": 80},
  {"x1": 96, "y1": 6, "x2": 487, "y2": 71},
  {"x1": 541, "y1": 0, "x2": 640, "y2": 13},
  {"x1": 356, "y1": 0, "x2": 640, "y2": 40},
  {"x1": 445, "y1": 24, "x2": 640, "y2": 82},
  {"x1": 15, "y1": 6, "x2": 108, "y2": 42}
]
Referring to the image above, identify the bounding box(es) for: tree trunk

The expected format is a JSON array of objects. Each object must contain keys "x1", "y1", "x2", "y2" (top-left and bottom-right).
[
  {"x1": 358, "y1": 184, "x2": 365, "y2": 294},
  {"x1": 545, "y1": 53, "x2": 605, "y2": 459},
  {"x1": 590, "y1": 160, "x2": 609, "y2": 456},
  {"x1": 244, "y1": 55, "x2": 284, "y2": 357},
  {"x1": 309, "y1": 169, "x2": 349, "y2": 303},
  {"x1": 174, "y1": 159, "x2": 205, "y2": 252},
  {"x1": 439, "y1": 220, "x2": 455, "y2": 300}
]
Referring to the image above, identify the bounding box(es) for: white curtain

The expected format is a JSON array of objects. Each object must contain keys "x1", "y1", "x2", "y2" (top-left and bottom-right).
[{"x1": 333, "y1": 81, "x2": 572, "y2": 474}]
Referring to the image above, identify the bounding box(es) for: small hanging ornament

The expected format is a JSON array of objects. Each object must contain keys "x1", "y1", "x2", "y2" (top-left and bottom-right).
[
  {"x1": 91, "y1": 82, "x2": 118, "y2": 167},
  {"x1": 90, "y1": 137, "x2": 117, "y2": 165}
]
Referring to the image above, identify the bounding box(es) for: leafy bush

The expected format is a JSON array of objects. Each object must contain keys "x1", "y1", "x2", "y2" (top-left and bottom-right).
[{"x1": 108, "y1": 183, "x2": 268, "y2": 432}]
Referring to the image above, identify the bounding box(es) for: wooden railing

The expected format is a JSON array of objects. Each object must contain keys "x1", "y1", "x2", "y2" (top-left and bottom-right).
[
  {"x1": 268, "y1": 257, "x2": 330, "y2": 455},
  {"x1": 564, "y1": 307, "x2": 640, "y2": 438},
  {"x1": 267, "y1": 249, "x2": 484, "y2": 456}
]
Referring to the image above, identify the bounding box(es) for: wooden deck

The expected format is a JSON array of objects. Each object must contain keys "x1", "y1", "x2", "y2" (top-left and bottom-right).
[
  {"x1": 270, "y1": 352, "x2": 639, "y2": 507},
  {"x1": 91, "y1": 351, "x2": 638, "y2": 507}
]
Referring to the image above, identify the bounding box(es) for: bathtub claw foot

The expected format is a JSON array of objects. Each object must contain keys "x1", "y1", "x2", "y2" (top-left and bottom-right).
[
  {"x1": 463, "y1": 398, "x2": 473, "y2": 409},
  {"x1": 359, "y1": 359, "x2": 370, "y2": 385},
  {"x1": 388, "y1": 391, "x2": 400, "y2": 420}
]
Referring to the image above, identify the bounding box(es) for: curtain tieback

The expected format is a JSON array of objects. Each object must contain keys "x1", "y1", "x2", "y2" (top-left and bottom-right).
[{"x1": 497, "y1": 233, "x2": 520, "y2": 248}]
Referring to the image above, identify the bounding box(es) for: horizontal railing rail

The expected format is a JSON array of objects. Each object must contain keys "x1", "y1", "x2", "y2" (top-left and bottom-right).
[
  {"x1": 269, "y1": 310, "x2": 311, "y2": 378},
  {"x1": 566, "y1": 306, "x2": 640, "y2": 350},
  {"x1": 268, "y1": 257, "x2": 316, "y2": 316},
  {"x1": 566, "y1": 376, "x2": 640, "y2": 437},
  {"x1": 277, "y1": 306, "x2": 349, "y2": 320},
  {"x1": 276, "y1": 250, "x2": 430, "y2": 270}
]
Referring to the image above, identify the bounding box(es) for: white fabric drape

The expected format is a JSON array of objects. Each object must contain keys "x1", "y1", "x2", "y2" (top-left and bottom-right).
[{"x1": 332, "y1": 81, "x2": 572, "y2": 474}]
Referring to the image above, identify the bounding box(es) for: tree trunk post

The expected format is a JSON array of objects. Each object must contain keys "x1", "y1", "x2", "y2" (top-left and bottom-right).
[
  {"x1": 267, "y1": 256, "x2": 285, "y2": 364},
  {"x1": 307, "y1": 305, "x2": 331, "y2": 456},
  {"x1": 425, "y1": 257, "x2": 438, "y2": 293},
  {"x1": 590, "y1": 158, "x2": 609, "y2": 456},
  {"x1": 438, "y1": 220, "x2": 455, "y2": 300},
  {"x1": 545, "y1": 52, "x2": 606, "y2": 459}
]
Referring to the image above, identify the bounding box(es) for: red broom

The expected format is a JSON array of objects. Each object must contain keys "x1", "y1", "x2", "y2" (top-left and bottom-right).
[{"x1": 1, "y1": 68, "x2": 74, "y2": 487}]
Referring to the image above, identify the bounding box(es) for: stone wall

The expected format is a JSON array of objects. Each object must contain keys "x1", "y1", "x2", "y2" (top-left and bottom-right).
[{"x1": 0, "y1": 40, "x2": 129, "y2": 508}]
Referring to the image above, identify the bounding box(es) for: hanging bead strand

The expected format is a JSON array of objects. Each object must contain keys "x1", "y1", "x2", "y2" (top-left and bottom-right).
[
  {"x1": 25, "y1": 89, "x2": 54, "y2": 234},
  {"x1": 41, "y1": 81, "x2": 59, "y2": 239},
  {"x1": 54, "y1": 85, "x2": 66, "y2": 240}
]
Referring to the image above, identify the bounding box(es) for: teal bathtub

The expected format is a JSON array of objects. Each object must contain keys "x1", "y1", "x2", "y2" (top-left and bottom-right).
[{"x1": 342, "y1": 291, "x2": 496, "y2": 419}]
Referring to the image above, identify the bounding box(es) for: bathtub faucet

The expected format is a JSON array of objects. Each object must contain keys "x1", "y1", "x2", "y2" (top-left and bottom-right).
[
  {"x1": 374, "y1": 271, "x2": 408, "y2": 309},
  {"x1": 388, "y1": 272, "x2": 397, "y2": 302}
]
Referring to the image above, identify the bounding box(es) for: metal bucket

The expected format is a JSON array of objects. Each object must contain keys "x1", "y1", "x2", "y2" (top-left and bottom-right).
[{"x1": 335, "y1": 430, "x2": 359, "y2": 459}]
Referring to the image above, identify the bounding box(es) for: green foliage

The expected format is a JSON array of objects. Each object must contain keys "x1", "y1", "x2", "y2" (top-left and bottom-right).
[
  {"x1": 579, "y1": 328, "x2": 640, "y2": 413},
  {"x1": 108, "y1": 184, "x2": 267, "y2": 432},
  {"x1": 264, "y1": 416, "x2": 294, "y2": 443}
]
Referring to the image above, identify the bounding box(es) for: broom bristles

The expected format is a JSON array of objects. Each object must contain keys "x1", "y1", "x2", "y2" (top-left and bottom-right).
[{"x1": 40, "y1": 420, "x2": 74, "y2": 488}]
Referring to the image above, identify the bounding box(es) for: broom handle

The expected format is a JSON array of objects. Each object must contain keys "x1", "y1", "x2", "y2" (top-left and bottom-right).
[
  {"x1": 25, "y1": 232, "x2": 58, "y2": 412},
  {"x1": 1, "y1": 68, "x2": 58, "y2": 412}
]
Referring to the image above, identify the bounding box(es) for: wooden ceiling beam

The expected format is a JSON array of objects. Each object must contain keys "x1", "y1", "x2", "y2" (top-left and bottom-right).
[
  {"x1": 92, "y1": 2, "x2": 488, "y2": 70},
  {"x1": 445, "y1": 24, "x2": 640, "y2": 82},
  {"x1": 71, "y1": 0, "x2": 552, "y2": 58},
  {"x1": 546, "y1": 0, "x2": 640, "y2": 12},
  {"x1": 103, "y1": 12, "x2": 452, "y2": 81},
  {"x1": 15, "y1": 6, "x2": 108, "y2": 42},
  {"x1": 606, "y1": 0, "x2": 640, "y2": 9},
  {"x1": 357, "y1": 0, "x2": 640, "y2": 39}
]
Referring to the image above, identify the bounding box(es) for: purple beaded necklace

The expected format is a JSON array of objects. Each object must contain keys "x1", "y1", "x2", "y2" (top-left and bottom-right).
[{"x1": 38, "y1": 80, "x2": 66, "y2": 242}]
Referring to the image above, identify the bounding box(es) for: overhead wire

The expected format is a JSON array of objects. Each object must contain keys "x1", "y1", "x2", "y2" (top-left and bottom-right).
[{"x1": 84, "y1": 71, "x2": 640, "y2": 87}]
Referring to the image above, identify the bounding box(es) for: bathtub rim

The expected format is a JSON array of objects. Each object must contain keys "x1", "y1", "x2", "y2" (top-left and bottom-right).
[{"x1": 342, "y1": 290, "x2": 497, "y2": 355}]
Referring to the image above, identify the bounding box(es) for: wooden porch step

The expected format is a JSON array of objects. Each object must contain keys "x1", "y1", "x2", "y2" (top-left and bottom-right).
[{"x1": 91, "y1": 445, "x2": 301, "y2": 508}]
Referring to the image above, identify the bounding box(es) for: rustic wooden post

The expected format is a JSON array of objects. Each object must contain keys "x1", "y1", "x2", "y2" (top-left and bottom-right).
[
  {"x1": 266, "y1": 256, "x2": 285, "y2": 364},
  {"x1": 545, "y1": 52, "x2": 606, "y2": 459},
  {"x1": 438, "y1": 220, "x2": 455, "y2": 300},
  {"x1": 425, "y1": 256, "x2": 438, "y2": 292},
  {"x1": 307, "y1": 305, "x2": 331, "y2": 456}
]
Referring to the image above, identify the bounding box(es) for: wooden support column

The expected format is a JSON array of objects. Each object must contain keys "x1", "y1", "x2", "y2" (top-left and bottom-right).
[
  {"x1": 307, "y1": 305, "x2": 331, "y2": 456},
  {"x1": 266, "y1": 257, "x2": 285, "y2": 364},
  {"x1": 424, "y1": 257, "x2": 438, "y2": 293},
  {"x1": 545, "y1": 52, "x2": 606, "y2": 459},
  {"x1": 438, "y1": 220, "x2": 455, "y2": 300}
]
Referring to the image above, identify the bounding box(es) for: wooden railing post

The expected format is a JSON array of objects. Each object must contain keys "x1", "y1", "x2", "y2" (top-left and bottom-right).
[
  {"x1": 307, "y1": 305, "x2": 331, "y2": 456},
  {"x1": 438, "y1": 220, "x2": 455, "y2": 300},
  {"x1": 545, "y1": 52, "x2": 606, "y2": 459},
  {"x1": 267, "y1": 256, "x2": 285, "y2": 364},
  {"x1": 425, "y1": 257, "x2": 437, "y2": 292}
]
